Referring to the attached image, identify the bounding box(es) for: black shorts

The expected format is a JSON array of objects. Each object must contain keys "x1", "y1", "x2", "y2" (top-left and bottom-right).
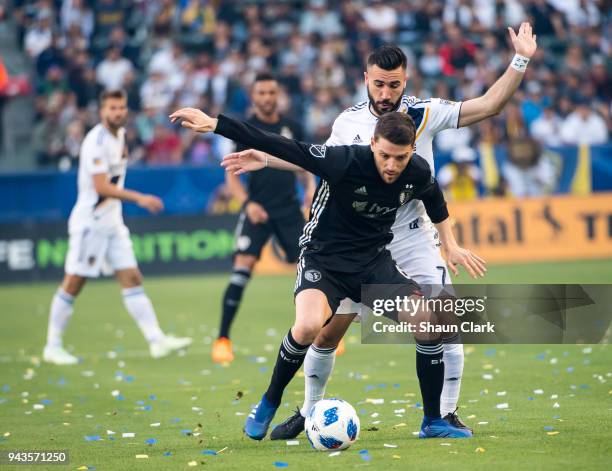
[
  {"x1": 234, "y1": 208, "x2": 305, "y2": 263},
  {"x1": 294, "y1": 249, "x2": 421, "y2": 314}
]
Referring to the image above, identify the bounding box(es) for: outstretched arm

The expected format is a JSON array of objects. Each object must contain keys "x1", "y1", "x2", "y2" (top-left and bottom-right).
[
  {"x1": 170, "y1": 109, "x2": 352, "y2": 183},
  {"x1": 458, "y1": 22, "x2": 537, "y2": 127}
]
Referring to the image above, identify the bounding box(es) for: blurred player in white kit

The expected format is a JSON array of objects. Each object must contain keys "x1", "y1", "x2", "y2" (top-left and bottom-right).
[{"x1": 43, "y1": 89, "x2": 192, "y2": 365}]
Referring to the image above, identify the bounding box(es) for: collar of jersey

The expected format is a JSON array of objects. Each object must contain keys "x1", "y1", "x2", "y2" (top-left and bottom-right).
[{"x1": 367, "y1": 99, "x2": 405, "y2": 119}]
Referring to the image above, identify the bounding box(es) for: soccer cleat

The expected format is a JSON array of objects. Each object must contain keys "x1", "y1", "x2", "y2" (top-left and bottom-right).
[
  {"x1": 244, "y1": 394, "x2": 279, "y2": 440},
  {"x1": 443, "y1": 409, "x2": 473, "y2": 432},
  {"x1": 419, "y1": 417, "x2": 473, "y2": 438},
  {"x1": 150, "y1": 335, "x2": 193, "y2": 359},
  {"x1": 335, "y1": 338, "x2": 346, "y2": 356},
  {"x1": 270, "y1": 407, "x2": 305, "y2": 440},
  {"x1": 43, "y1": 345, "x2": 78, "y2": 365},
  {"x1": 211, "y1": 337, "x2": 234, "y2": 364}
]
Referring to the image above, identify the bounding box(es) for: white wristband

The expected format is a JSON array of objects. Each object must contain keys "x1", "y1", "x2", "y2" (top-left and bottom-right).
[{"x1": 510, "y1": 53, "x2": 530, "y2": 73}]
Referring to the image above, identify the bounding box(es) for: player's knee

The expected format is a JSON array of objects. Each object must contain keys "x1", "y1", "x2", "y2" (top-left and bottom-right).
[
  {"x1": 234, "y1": 254, "x2": 257, "y2": 271},
  {"x1": 62, "y1": 275, "x2": 86, "y2": 296},
  {"x1": 292, "y1": 319, "x2": 323, "y2": 345}
]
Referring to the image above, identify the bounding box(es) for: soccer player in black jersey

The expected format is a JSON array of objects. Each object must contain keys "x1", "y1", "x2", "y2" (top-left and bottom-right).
[
  {"x1": 211, "y1": 73, "x2": 315, "y2": 364},
  {"x1": 169, "y1": 107, "x2": 485, "y2": 440}
]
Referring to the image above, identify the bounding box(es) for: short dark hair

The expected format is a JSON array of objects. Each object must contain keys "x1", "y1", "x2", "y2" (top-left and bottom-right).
[
  {"x1": 374, "y1": 112, "x2": 416, "y2": 146},
  {"x1": 99, "y1": 89, "x2": 127, "y2": 105},
  {"x1": 367, "y1": 45, "x2": 407, "y2": 71},
  {"x1": 254, "y1": 72, "x2": 277, "y2": 83}
]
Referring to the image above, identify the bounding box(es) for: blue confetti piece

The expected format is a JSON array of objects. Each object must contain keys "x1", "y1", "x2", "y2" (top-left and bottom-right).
[
  {"x1": 2, "y1": 385, "x2": 9, "y2": 392},
  {"x1": 485, "y1": 348, "x2": 496, "y2": 356},
  {"x1": 536, "y1": 353, "x2": 546, "y2": 360},
  {"x1": 87, "y1": 467, "x2": 96, "y2": 470},
  {"x1": 527, "y1": 397, "x2": 534, "y2": 401},
  {"x1": 136, "y1": 400, "x2": 145, "y2": 405},
  {"x1": 116, "y1": 395, "x2": 125, "y2": 401},
  {"x1": 143, "y1": 405, "x2": 152, "y2": 411},
  {"x1": 259, "y1": 367, "x2": 268, "y2": 373},
  {"x1": 41, "y1": 399, "x2": 52, "y2": 405},
  {"x1": 415, "y1": 402, "x2": 422, "y2": 408},
  {"x1": 180, "y1": 429, "x2": 192, "y2": 435},
  {"x1": 365, "y1": 385, "x2": 375, "y2": 392},
  {"x1": 393, "y1": 383, "x2": 400, "y2": 389},
  {"x1": 149, "y1": 394, "x2": 157, "y2": 400},
  {"x1": 359, "y1": 409, "x2": 367, "y2": 415},
  {"x1": 563, "y1": 351, "x2": 569, "y2": 357},
  {"x1": 171, "y1": 418, "x2": 181, "y2": 423},
  {"x1": 553, "y1": 415, "x2": 561, "y2": 419},
  {"x1": 359, "y1": 450, "x2": 369, "y2": 455},
  {"x1": 377, "y1": 383, "x2": 387, "y2": 388},
  {"x1": 566, "y1": 367, "x2": 574, "y2": 373},
  {"x1": 124, "y1": 375, "x2": 135, "y2": 383},
  {"x1": 580, "y1": 384, "x2": 589, "y2": 389},
  {"x1": 57, "y1": 377, "x2": 66, "y2": 386},
  {"x1": 273, "y1": 462, "x2": 288, "y2": 468},
  {"x1": 108, "y1": 436, "x2": 115, "y2": 441},
  {"x1": 543, "y1": 426, "x2": 554, "y2": 431},
  {"x1": 163, "y1": 451, "x2": 172, "y2": 457},
  {"x1": 361, "y1": 454, "x2": 372, "y2": 461},
  {"x1": 84, "y1": 435, "x2": 102, "y2": 441},
  {"x1": 201, "y1": 450, "x2": 217, "y2": 456},
  {"x1": 145, "y1": 438, "x2": 157, "y2": 445}
]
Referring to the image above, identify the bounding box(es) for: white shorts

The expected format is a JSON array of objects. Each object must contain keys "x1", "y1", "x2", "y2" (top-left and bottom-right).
[
  {"x1": 65, "y1": 224, "x2": 137, "y2": 278},
  {"x1": 336, "y1": 221, "x2": 451, "y2": 316}
]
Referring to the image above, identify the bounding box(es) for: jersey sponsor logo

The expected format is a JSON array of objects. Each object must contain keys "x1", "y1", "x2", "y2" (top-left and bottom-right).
[
  {"x1": 409, "y1": 218, "x2": 420, "y2": 230},
  {"x1": 353, "y1": 201, "x2": 396, "y2": 217},
  {"x1": 354, "y1": 185, "x2": 368, "y2": 195},
  {"x1": 304, "y1": 269, "x2": 322, "y2": 282},
  {"x1": 439, "y1": 99, "x2": 455, "y2": 106},
  {"x1": 352, "y1": 134, "x2": 362, "y2": 144},
  {"x1": 309, "y1": 144, "x2": 327, "y2": 159},
  {"x1": 399, "y1": 184, "x2": 414, "y2": 205}
]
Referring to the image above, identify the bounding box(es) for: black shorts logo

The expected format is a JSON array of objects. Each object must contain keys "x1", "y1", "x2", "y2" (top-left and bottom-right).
[{"x1": 304, "y1": 269, "x2": 322, "y2": 282}]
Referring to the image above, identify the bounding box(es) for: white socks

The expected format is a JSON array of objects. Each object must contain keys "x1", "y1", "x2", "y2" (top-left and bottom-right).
[
  {"x1": 300, "y1": 345, "x2": 336, "y2": 417},
  {"x1": 440, "y1": 336, "x2": 464, "y2": 416},
  {"x1": 46, "y1": 289, "x2": 75, "y2": 348},
  {"x1": 122, "y1": 286, "x2": 164, "y2": 343}
]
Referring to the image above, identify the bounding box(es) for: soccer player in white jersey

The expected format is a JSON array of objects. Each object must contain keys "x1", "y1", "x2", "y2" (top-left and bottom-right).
[
  {"x1": 43, "y1": 90, "x2": 192, "y2": 365},
  {"x1": 223, "y1": 23, "x2": 537, "y2": 438}
]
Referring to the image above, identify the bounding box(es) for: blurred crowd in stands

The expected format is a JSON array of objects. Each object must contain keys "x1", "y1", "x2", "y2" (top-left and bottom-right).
[{"x1": 0, "y1": 0, "x2": 610, "y2": 199}]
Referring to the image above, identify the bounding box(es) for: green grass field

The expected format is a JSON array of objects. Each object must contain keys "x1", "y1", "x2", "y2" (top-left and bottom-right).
[{"x1": 1, "y1": 259, "x2": 611, "y2": 470}]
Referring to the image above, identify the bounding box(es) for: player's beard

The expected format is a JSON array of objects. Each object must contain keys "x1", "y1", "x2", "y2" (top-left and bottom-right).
[
  {"x1": 367, "y1": 88, "x2": 402, "y2": 116},
  {"x1": 105, "y1": 116, "x2": 127, "y2": 132}
]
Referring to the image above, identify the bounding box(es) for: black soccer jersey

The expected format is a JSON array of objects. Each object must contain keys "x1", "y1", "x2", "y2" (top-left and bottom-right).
[
  {"x1": 215, "y1": 114, "x2": 449, "y2": 273},
  {"x1": 236, "y1": 115, "x2": 304, "y2": 218}
]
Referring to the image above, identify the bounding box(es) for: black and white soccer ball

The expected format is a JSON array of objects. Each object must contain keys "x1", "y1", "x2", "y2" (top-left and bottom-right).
[{"x1": 304, "y1": 398, "x2": 360, "y2": 451}]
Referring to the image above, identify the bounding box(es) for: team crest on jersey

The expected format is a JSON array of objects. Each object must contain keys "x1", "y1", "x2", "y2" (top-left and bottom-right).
[
  {"x1": 399, "y1": 184, "x2": 414, "y2": 205},
  {"x1": 305, "y1": 269, "x2": 322, "y2": 282},
  {"x1": 309, "y1": 144, "x2": 327, "y2": 159},
  {"x1": 398, "y1": 103, "x2": 408, "y2": 113}
]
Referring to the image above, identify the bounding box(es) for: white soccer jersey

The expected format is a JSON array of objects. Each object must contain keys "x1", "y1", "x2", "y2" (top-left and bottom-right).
[
  {"x1": 326, "y1": 95, "x2": 461, "y2": 236},
  {"x1": 68, "y1": 123, "x2": 127, "y2": 234}
]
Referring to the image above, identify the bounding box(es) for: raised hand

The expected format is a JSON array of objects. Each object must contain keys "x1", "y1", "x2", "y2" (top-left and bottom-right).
[
  {"x1": 508, "y1": 22, "x2": 537, "y2": 58},
  {"x1": 169, "y1": 108, "x2": 217, "y2": 133},
  {"x1": 221, "y1": 149, "x2": 267, "y2": 175}
]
